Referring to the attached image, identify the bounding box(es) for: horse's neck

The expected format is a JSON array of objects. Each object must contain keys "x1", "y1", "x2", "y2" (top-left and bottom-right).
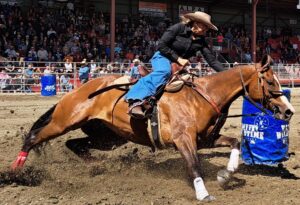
[{"x1": 196, "y1": 66, "x2": 256, "y2": 110}]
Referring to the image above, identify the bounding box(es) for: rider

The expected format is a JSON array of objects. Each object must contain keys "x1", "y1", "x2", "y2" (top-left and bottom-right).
[{"x1": 125, "y1": 11, "x2": 226, "y2": 119}]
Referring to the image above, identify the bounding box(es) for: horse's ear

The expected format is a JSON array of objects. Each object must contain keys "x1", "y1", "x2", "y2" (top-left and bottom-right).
[{"x1": 257, "y1": 55, "x2": 273, "y2": 72}]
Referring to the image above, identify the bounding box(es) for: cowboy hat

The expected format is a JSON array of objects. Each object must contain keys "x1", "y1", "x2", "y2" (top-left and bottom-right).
[
  {"x1": 184, "y1": 11, "x2": 218, "y2": 31},
  {"x1": 81, "y1": 58, "x2": 87, "y2": 64},
  {"x1": 133, "y1": 59, "x2": 140, "y2": 64}
]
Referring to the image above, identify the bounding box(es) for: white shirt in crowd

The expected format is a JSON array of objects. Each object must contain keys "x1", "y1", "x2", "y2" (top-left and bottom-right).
[
  {"x1": 44, "y1": 66, "x2": 52, "y2": 76},
  {"x1": 90, "y1": 63, "x2": 97, "y2": 74},
  {"x1": 64, "y1": 62, "x2": 73, "y2": 73}
]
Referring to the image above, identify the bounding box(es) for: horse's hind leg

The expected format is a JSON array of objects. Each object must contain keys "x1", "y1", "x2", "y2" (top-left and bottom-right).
[
  {"x1": 213, "y1": 135, "x2": 240, "y2": 187},
  {"x1": 12, "y1": 120, "x2": 68, "y2": 170}
]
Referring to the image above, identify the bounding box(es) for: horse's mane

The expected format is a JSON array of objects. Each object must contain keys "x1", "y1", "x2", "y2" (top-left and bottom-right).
[{"x1": 199, "y1": 65, "x2": 256, "y2": 82}]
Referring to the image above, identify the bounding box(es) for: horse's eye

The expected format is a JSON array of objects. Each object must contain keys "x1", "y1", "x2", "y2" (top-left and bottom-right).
[
  {"x1": 266, "y1": 80, "x2": 273, "y2": 85},
  {"x1": 270, "y1": 90, "x2": 283, "y2": 98}
]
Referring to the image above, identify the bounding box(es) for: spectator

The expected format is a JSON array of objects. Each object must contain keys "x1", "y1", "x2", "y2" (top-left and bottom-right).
[
  {"x1": 0, "y1": 68, "x2": 11, "y2": 92},
  {"x1": 129, "y1": 58, "x2": 142, "y2": 83},
  {"x1": 64, "y1": 56, "x2": 73, "y2": 72},
  {"x1": 59, "y1": 67, "x2": 73, "y2": 92},
  {"x1": 224, "y1": 28, "x2": 233, "y2": 40},
  {"x1": 4, "y1": 64, "x2": 15, "y2": 74},
  {"x1": 4, "y1": 45, "x2": 18, "y2": 60},
  {"x1": 90, "y1": 60, "x2": 98, "y2": 78},
  {"x1": 66, "y1": 0, "x2": 74, "y2": 13},
  {"x1": 217, "y1": 32, "x2": 224, "y2": 46},
  {"x1": 244, "y1": 49, "x2": 252, "y2": 63},
  {"x1": 43, "y1": 65, "x2": 53, "y2": 76},
  {"x1": 24, "y1": 63, "x2": 35, "y2": 92},
  {"x1": 60, "y1": 73, "x2": 73, "y2": 92},
  {"x1": 125, "y1": 49, "x2": 134, "y2": 61},
  {"x1": 78, "y1": 59, "x2": 90, "y2": 84},
  {"x1": 47, "y1": 26, "x2": 57, "y2": 40},
  {"x1": 37, "y1": 47, "x2": 48, "y2": 61},
  {"x1": 27, "y1": 47, "x2": 38, "y2": 61},
  {"x1": 54, "y1": 48, "x2": 64, "y2": 62}
]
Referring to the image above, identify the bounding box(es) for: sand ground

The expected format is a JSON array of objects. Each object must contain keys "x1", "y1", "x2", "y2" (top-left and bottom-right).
[{"x1": 0, "y1": 89, "x2": 299, "y2": 205}]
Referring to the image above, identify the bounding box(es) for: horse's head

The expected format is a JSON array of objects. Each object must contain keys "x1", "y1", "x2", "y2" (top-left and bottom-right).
[{"x1": 248, "y1": 55, "x2": 295, "y2": 121}]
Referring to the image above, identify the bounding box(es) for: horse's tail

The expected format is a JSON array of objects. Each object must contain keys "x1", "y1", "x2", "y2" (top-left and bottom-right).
[
  {"x1": 30, "y1": 104, "x2": 57, "y2": 132},
  {"x1": 12, "y1": 104, "x2": 58, "y2": 170},
  {"x1": 25, "y1": 104, "x2": 57, "y2": 153}
]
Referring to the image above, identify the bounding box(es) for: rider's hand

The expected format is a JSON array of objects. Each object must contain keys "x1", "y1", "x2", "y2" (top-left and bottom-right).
[{"x1": 177, "y1": 57, "x2": 190, "y2": 67}]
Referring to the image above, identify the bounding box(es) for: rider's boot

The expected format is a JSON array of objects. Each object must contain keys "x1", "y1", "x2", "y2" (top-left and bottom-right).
[{"x1": 128, "y1": 100, "x2": 145, "y2": 119}]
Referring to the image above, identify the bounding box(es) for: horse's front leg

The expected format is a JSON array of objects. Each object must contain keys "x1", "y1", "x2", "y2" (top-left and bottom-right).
[
  {"x1": 173, "y1": 131, "x2": 215, "y2": 202},
  {"x1": 214, "y1": 135, "x2": 240, "y2": 187}
]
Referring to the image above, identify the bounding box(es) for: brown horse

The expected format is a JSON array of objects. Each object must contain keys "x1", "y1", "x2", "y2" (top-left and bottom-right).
[{"x1": 11, "y1": 55, "x2": 294, "y2": 201}]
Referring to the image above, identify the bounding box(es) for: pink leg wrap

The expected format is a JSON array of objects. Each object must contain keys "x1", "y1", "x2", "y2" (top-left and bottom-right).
[{"x1": 11, "y1": 151, "x2": 28, "y2": 170}]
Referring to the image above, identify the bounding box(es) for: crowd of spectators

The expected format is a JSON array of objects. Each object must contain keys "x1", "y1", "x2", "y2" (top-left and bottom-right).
[
  {"x1": 211, "y1": 25, "x2": 300, "y2": 64},
  {"x1": 1, "y1": 3, "x2": 300, "y2": 65},
  {"x1": 0, "y1": 2, "x2": 166, "y2": 66},
  {"x1": 0, "y1": 2, "x2": 300, "y2": 92}
]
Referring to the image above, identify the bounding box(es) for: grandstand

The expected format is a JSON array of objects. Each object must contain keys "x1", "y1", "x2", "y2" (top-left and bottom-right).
[{"x1": 0, "y1": 0, "x2": 300, "y2": 93}]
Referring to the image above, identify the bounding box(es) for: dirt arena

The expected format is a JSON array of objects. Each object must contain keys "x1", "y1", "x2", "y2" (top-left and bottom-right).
[{"x1": 0, "y1": 90, "x2": 299, "y2": 205}]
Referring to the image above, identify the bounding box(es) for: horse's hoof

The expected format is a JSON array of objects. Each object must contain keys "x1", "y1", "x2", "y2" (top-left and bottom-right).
[
  {"x1": 217, "y1": 169, "x2": 232, "y2": 188},
  {"x1": 202, "y1": 195, "x2": 216, "y2": 202}
]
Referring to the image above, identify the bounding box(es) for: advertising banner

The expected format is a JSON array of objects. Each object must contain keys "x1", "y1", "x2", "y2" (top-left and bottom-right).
[
  {"x1": 179, "y1": 5, "x2": 204, "y2": 16},
  {"x1": 139, "y1": 1, "x2": 167, "y2": 13}
]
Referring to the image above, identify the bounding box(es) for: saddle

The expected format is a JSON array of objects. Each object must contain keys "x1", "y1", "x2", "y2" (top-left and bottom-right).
[{"x1": 112, "y1": 63, "x2": 191, "y2": 93}]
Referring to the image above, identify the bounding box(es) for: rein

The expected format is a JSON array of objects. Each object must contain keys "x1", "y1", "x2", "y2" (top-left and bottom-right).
[
  {"x1": 88, "y1": 82, "x2": 132, "y2": 99},
  {"x1": 238, "y1": 67, "x2": 270, "y2": 115},
  {"x1": 227, "y1": 66, "x2": 278, "y2": 118},
  {"x1": 183, "y1": 78, "x2": 222, "y2": 116}
]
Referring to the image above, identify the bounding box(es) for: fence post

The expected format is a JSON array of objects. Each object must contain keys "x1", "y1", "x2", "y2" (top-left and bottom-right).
[
  {"x1": 22, "y1": 61, "x2": 25, "y2": 93},
  {"x1": 291, "y1": 64, "x2": 295, "y2": 88},
  {"x1": 73, "y1": 62, "x2": 77, "y2": 88}
]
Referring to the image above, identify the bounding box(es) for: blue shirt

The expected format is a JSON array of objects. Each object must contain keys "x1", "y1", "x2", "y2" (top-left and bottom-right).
[
  {"x1": 79, "y1": 66, "x2": 90, "y2": 79},
  {"x1": 25, "y1": 68, "x2": 34, "y2": 77},
  {"x1": 130, "y1": 66, "x2": 141, "y2": 79}
]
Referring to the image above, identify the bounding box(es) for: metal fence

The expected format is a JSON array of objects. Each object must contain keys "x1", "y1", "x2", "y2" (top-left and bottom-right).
[{"x1": 1, "y1": 61, "x2": 300, "y2": 93}]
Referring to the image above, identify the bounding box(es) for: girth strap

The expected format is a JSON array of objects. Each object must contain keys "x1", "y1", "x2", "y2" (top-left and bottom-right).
[{"x1": 147, "y1": 104, "x2": 165, "y2": 150}]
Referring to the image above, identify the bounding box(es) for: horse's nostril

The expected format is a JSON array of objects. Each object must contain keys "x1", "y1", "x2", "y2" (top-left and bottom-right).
[{"x1": 285, "y1": 109, "x2": 293, "y2": 117}]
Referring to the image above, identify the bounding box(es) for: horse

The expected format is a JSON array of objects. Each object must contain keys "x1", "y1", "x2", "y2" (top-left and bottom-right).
[{"x1": 11, "y1": 55, "x2": 294, "y2": 201}]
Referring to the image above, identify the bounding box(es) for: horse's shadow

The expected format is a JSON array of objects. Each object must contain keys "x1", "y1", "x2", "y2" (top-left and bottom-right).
[
  {"x1": 65, "y1": 131, "x2": 246, "y2": 189},
  {"x1": 65, "y1": 119, "x2": 128, "y2": 160},
  {"x1": 65, "y1": 135, "x2": 225, "y2": 180},
  {"x1": 204, "y1": 151, "x2": 299, "y2": 180},
  {"x1": 238, "y1": 163, "x2": 300, "y2": 180}
]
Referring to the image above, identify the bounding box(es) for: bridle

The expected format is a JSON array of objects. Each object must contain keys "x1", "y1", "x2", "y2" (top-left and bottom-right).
[
  {"x1": 258, "y1": 69, "x2": 285, "y2": 113},
  {"x1": 239, "y1": 65, "x2": 284, "y2": 116}
]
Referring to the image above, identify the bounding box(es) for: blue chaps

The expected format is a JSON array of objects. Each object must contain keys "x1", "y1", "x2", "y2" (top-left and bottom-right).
[{"x1": 125, "y1": 51, "x2": 171, "y2": 101}]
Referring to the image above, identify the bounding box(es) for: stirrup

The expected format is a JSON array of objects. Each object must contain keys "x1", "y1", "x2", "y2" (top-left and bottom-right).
[{"x1": 128, "y1": 101, "x2": 146, "y2": 119}]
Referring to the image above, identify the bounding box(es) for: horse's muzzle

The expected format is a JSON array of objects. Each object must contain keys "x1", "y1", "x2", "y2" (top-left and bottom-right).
[{"x1": 274, "y1": 108, "x2": 294, "y2": 121}]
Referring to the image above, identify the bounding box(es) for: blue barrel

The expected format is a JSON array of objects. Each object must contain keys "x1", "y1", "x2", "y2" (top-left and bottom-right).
[
  {"x1": 41, "y1": 75, "x2": 56, "y2": 96},
  {"x1": 241, "y1": 89, "x2": 290, "y2": 166}
]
